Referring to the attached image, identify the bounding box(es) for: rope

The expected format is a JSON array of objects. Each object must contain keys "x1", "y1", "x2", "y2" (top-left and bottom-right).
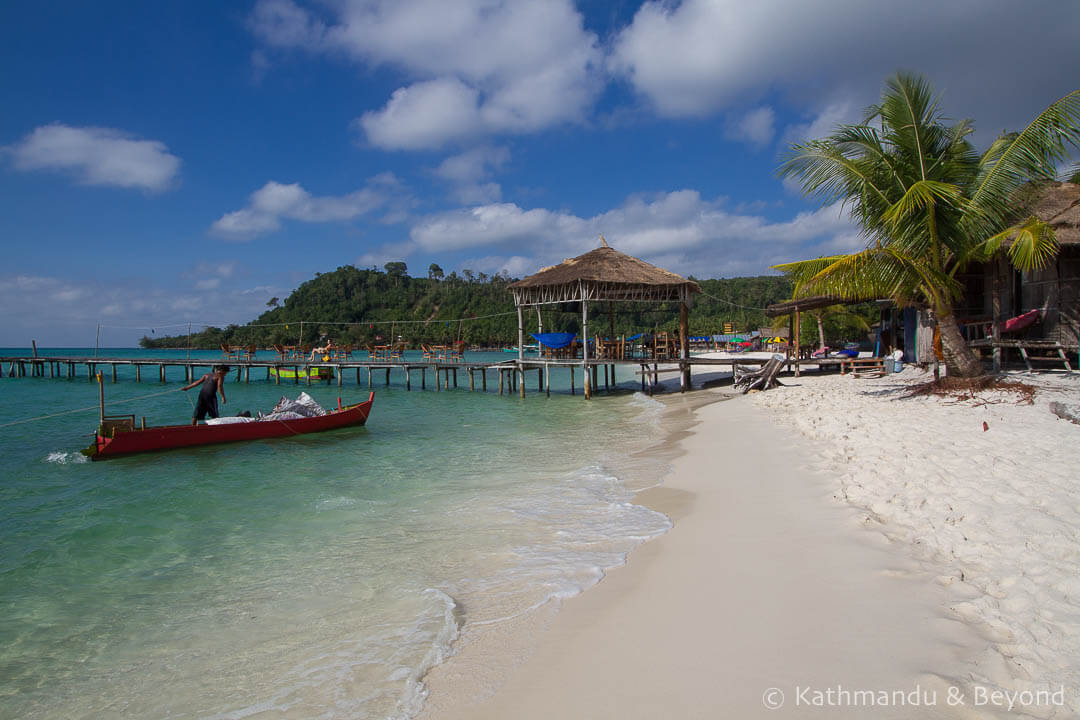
[
  {"x1": 98, "y1": 310, "x2": 519, "y2": 334},
  {"x1": 697, "y1": 290, "x2": 768, "y2": 312},
  {"x1": 0, "y1": 387, "x2": 184, "y2": 429}
]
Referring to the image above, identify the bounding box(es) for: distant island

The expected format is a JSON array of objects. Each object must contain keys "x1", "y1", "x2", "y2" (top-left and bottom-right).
[{"x1": 140, "y1": 263, "x2": 871, "y2": 350}]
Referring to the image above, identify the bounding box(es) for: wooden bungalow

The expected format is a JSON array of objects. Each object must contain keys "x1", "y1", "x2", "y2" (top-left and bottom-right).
[
  {"x1": 958, "y1": 182, "x2": 1080, "y2": 371},
  {"x1": 509, "y1": 238, "x2": 700, "y2": 398}
]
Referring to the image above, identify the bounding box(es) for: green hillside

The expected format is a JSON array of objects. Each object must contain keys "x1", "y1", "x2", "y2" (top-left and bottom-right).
[{"x1": 140, "y1": 264, "x2": 866, "y2": 349}]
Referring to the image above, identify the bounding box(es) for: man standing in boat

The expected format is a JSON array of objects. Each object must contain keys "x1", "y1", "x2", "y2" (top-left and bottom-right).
[{"x1": 181, "y1": 365, "x2": 228, "y2": 425}]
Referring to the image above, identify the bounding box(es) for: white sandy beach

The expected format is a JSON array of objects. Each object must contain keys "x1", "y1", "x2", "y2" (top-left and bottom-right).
[{"x1": 419, "y1": 363, "x2": 1080, "y2": 719}]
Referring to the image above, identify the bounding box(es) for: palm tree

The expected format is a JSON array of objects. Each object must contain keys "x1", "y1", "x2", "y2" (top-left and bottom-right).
[{"x1": 775, "y1": 73, "x2": 1080, "y2": 377}]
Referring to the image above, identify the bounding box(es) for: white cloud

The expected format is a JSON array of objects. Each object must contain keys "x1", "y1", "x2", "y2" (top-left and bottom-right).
[
  {"x1": 780, "y1": 101, "x2": 859, "y2": 149},
  {"x1": 0, "y1": 271, "x2": 286, "y2": 345},
  {"x1": 432, "y1": 145, "x2": 510, "y2": 203},
  {"x1": 407, "y1": 190, "x2": 860, "y2": 279},
  {"x1": 434, "y1": 145, "x2": 510, "y2": 183},
  {"x1": 611, "y1": 0, "x2": 1080, "y2": 140},
  {"x1": 211, "y1": 177, "x2": 406, "y2": 239},
  {"x1": 725, "y1": 106, "x2": 776, "y2": 148},
  {"x1": 359, "y1": 77, "x2": 482, "y2": 150},
  {"x1": 251, "y1": 0, "x2": 602, "y2": 149},
  {"x1": 6, "y1": 123, "x2": 181, "y2": 191}
]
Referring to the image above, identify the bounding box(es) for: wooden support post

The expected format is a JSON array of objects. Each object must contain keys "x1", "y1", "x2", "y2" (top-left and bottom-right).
[
  {"x1": 582, "y1": 300, "x2": 591, "y2": 400},
  {"x1": 469, "y1": 368, "x2": 474, "y2": 391},
  {"x1": 545, "y1": 364, "x2": 551, "y2": 397},
  {"x1": 499, "y1": 368, "x2": 504, "y2": 395},
  {"x1": 368, "y1": 367, "x2": 373, "y2": 388},
  {"x1": 337, "y1": 365, "x2": 342, "y2": 387},
  {"x1": 275, "y1": 365, "x2": 280, "y2": 384},
  {"x1": 611, "y1": 363, "x2": 616, "y2": 385},
  {"x1": 87, "y1": 363, "x2": 93, "y2": 380},
  {"x1": 306, "y1": 367, "x2": 312, "y2": 386},
  {"x1": 245, "y1": 366, "x2": 251, "y2": 383},
  {"x1": 421, "y1": 367, "x2": 426, "y2": 390},
  {"x1": 385, "y1": 368, "x2": 391, "y2": 386},
  {"x1": 679, "y1": 301, "x2": 690, "y2": 392},
  {"x1": 604, "y1": 363, "x2": 609, "y2": 390},
  {"x1": 641, "y1": 363, "x2": 646, "y2": 392},
  {"x1": 992, "y1": 257, "x2": 1002, "y2": 372},
  {"x1": 519, "y1": 365, "x2": 525, "y2": 398},
  {"x1": 591, "y1": 364, "x2": 598, "y2": 393},
  {"x1": 112, "y1": 364, "x2": 117, "y2": 383},
  {"x1": 295, "y1": 366, "x2": 299, "y2": 384},
  {"x1": 453, "y1": 368, "x2": 458, "y2": 388},
  {"x1": 405, "y1": 367, "x2": 411, "y2": 391},
  {"x1": 266, "y1": 367, "x2": 271, "y2": 381},
  {"x1": 537, "y1": 368, "x2": 542, "y2": 392},
  {"x1": 794, "y1": 307, "x2": 801, "y2": 377},
  {"x1": 481, "y1": 368, "x2": 487, "y2": 392},
  {"x1": 356, "y1": 367, "x2": 361, "y2": 385},
  {"x1": 437, "y1": 368, "x2": 442, "y2": 391},
  {"x1": 570, "y1": 366, "x2": 575, "y2": 395},
  {"x1": 49, "y1": 362, "x2": 54, "y2": 379}
]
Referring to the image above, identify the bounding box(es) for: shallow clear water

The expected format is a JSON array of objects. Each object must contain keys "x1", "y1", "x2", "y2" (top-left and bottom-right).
[{"x1": 0, "y1": 348, "x2": 673, "y2": 719}]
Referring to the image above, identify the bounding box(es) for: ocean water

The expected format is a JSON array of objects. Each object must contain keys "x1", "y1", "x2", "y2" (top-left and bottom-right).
[{"x1": 0, "y1": 349, "x2": 674, "y2": 719}]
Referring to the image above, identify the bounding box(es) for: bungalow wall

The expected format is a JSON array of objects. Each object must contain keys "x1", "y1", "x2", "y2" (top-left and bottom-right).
[{"x1": 961, "y1": 247, "x2": 1080, "y2": 347}]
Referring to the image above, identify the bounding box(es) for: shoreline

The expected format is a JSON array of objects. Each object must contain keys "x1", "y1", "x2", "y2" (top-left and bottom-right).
[{"x1": 419, "y1": 382, "x2": 1005, "y2": 718}]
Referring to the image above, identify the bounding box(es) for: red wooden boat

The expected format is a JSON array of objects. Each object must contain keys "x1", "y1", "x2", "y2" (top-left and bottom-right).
[{"x1": 86, "y1": 392, "x2": 374, "y2": 460}]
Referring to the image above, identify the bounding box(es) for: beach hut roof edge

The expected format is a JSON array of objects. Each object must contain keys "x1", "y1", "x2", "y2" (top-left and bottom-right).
[
  {"x1": 510, "y1": 246, "x2": 700, "y2": 305},
  {"x1": 1025, "y1": 181, "x2": 1080, "y2": 246}
]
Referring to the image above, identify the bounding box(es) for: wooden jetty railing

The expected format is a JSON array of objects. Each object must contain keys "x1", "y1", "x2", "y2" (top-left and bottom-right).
[{"x1": 0, "y1": 354, "x2": 798, "y2": 397}]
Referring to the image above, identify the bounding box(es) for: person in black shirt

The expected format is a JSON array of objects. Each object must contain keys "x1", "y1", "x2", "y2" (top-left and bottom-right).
[{"x1": 181, "y1": 365, "x2": 228, "y2": 425}]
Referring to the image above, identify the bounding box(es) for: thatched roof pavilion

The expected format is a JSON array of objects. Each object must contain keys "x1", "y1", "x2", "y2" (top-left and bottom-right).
[
  {"x1": 510, "y1": 244, "x2": 700, "y2": 306},
  {"x1": 509, "y1": 239, "x2": 700, "y2": 397}
]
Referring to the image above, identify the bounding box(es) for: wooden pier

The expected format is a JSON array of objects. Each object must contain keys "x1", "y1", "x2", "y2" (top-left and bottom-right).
[{"x1": 0, "y1": 354, "x2": 797, "y2": 397}]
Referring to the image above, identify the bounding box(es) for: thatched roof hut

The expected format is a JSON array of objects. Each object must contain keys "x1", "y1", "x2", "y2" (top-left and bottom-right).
[
  {"x1": 509, "y1": 239, "x2": 700, "y2": 397},
  {"x1": 510, "y1": 244, "x2": 700, "y2": 306},
  {"x1": 1028, "y1": 181, "x2": 1080, "y2": 245}
]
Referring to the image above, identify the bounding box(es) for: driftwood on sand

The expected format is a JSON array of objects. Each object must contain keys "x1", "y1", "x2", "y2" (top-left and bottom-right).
[{"x1": 733, "y1": 354, "x2": 786, "y2": 394}]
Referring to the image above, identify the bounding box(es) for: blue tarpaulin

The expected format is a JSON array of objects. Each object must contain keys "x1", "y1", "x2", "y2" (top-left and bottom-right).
[{"x1": 531, "y1": 332, "x2": 577, "y2": 349}]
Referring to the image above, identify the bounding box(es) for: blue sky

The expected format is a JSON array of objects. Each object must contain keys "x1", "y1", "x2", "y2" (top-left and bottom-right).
[{"x1": 2, "y1": 0, "x2": 1078, "y2": 346}]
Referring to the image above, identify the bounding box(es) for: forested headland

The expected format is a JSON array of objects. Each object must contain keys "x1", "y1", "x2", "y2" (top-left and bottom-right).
[{"x1": 140, "y1": 263, "x2": 874, "y2": 349}]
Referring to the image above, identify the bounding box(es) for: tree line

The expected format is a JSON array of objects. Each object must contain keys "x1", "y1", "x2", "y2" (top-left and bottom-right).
[{"x1": 140, "y1": 263, "x2": 875, "y2": 350}]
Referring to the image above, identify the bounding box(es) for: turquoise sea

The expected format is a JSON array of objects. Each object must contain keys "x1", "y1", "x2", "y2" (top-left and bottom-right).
[{"x1": 0, "y1": 348, "x2": 674, "y2": 719}]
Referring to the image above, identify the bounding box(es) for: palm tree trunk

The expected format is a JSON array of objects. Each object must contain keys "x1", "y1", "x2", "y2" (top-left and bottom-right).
[
  {"x1": 815, "y1": 313, "x2": 826, "y2": 351},
  {"x1": 935, "y1": 311, "x2": 984, "y2": 377}
]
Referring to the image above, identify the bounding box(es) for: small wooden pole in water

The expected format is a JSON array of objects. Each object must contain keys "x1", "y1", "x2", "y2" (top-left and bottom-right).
[
  {"x1": 405, "y1": 367, "x2": 411, "y2": 391},
  {"x1": 112, "y1": 364, "x2": 117, "y2": 383},
  {"x1": 498, "y1": 368, "x2": 504, "y2": 395},
  {"x1": 570, "y1": 366, "x2": 575, "y2": 395},
  {"x1": 32, "y1": 340, "x2": 38, "y2": 358},
  {"x1": 545, "y1": 364, "x2": 550, "y2": 397},
  {"x1": 482, "y1": 368, "x2": 487, "y2": 392},
  {"x1": 97, "y1": 371, "x2": 104, "y2": 426},
  {"x1": 468, "y1": 368, "x2": 474, "y2": 391},
  {"x1": 275, "y1": 365, "x2": 280, "y2": 384},
  {"x1": 421, "y1": 367, "x2": 426, "y2": 390},
  {"x1": 385, "y1": 368, "x2": 390, "y2": 386},
  {"x1": 537, "y1": 367, "x2": 542, "y2": 392},
  {"x1": 368, "y1": 367, "x2": 373, "y2": 388}
]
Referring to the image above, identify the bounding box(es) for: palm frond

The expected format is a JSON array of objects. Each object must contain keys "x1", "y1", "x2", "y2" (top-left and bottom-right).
[
  {"x1": 968, "y1": 89, "x2": 1080, "y2": 234},
  {"x1": 882, "y1": 179, "x2": 963, "y2": 227},
  {"x1": 1002, "y1": 218, "x2": 1059, "y2": 271},
  {"x1": 773, "y1": 246, "x2": 961, "y2": 308}
]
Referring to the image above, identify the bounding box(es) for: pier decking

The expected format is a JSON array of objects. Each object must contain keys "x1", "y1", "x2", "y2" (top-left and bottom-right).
[{"x1": 0, "y1": 354, "x2": 820, "y2": 396}]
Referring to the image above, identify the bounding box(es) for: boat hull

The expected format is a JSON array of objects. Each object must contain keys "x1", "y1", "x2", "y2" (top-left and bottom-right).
[{"x1": 90, "y1": 393, "x2": 374, "y2": 460}]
